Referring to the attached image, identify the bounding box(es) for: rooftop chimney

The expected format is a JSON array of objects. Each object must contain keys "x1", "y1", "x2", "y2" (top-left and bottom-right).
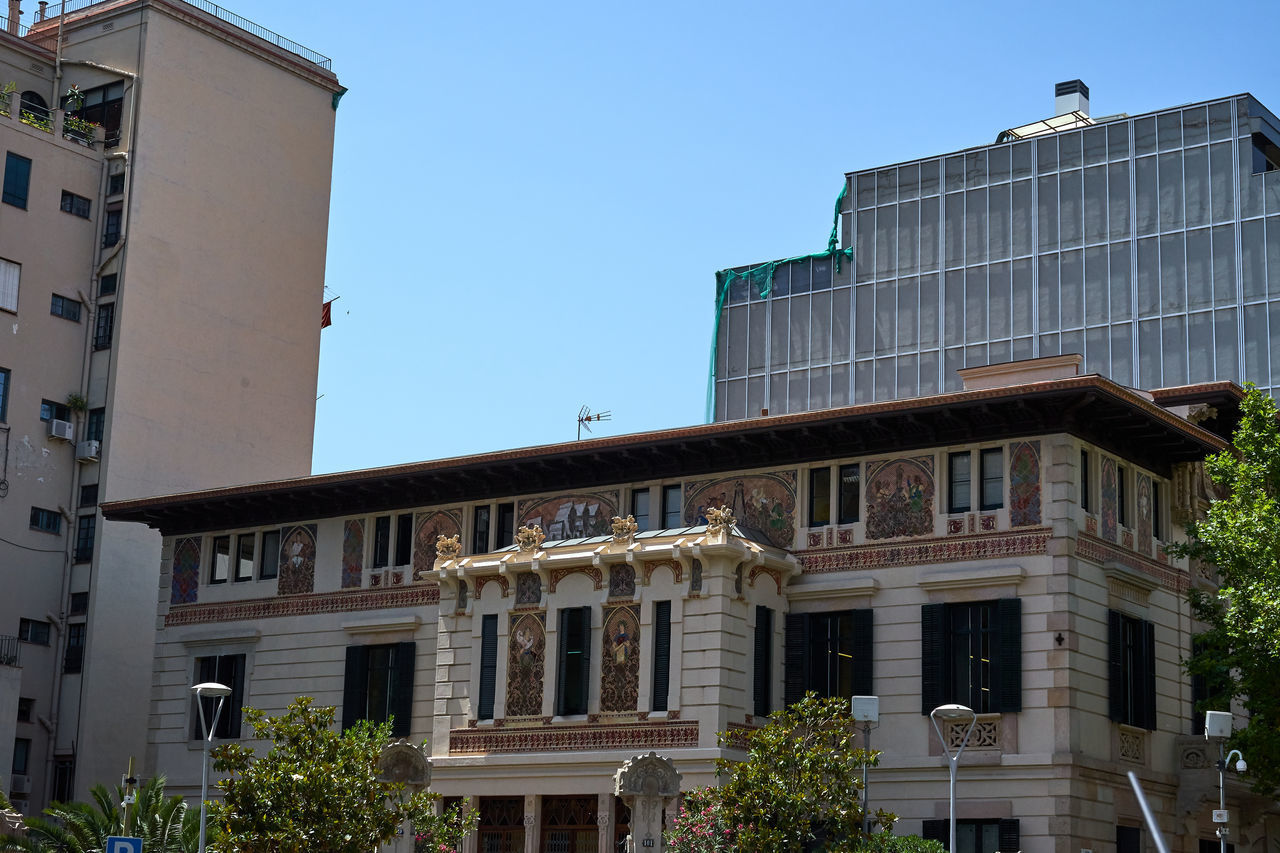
[
  {"x1": 1055, "y1": 80, "x2": 1090, "y2": 117},
  {"x1": 6, "y1": 1, "x2": 19, "y2": 35}
]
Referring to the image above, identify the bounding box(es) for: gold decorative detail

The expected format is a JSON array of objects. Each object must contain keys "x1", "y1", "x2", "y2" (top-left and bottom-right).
[
  {"x1": 515, "y1": 524, "x2": 545, "y2": 553},
  {"x1": 611, "y1": 514, "x2": 639, "y2": 541},
  {"x1": 435, "y1": 534, "x2": 461, "y2": 561},
  {"x1": 705, "y1": 505, "x2": 735, "y2": 535}
]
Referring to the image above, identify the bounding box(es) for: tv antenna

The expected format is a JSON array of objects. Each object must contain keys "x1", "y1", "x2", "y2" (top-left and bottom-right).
[{"x1": 577, "y1": 405, "x2": 611, "y2": 440}]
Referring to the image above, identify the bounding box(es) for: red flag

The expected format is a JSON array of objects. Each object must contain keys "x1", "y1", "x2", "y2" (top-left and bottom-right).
[{"x1": 321, "y1": 299, "x2": 333, "y2": 329}]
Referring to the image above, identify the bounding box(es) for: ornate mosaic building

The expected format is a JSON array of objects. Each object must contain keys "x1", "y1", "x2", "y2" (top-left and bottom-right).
[{"x1": 107, "y1": 358, "x2": 1279, "y2": 853}]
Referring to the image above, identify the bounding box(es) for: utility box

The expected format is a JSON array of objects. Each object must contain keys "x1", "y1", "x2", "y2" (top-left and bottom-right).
[
  {"x1": 1205, "y1": 711, "x2": 1232, "y2": 739},
  {"x1": 851, "y1": 696, "x2": 879, "y2": 723}
]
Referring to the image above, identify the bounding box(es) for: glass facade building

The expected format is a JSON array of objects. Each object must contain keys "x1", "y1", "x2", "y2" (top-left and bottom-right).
[{"x1": 713, "y1": 93, "x2": 1280, "y2": 421}]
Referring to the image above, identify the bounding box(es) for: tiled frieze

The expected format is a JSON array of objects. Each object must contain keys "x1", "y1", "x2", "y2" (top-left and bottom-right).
[
  {"x1": 798, "y1": 528, "x2": 1051, "y2": 574},
  {"x1": 448, "y1": 719, "x2": 698, "y2": 754},
  {"x1": 277, "y1": 524, "x2": 317, "y2": 595},
  {"x1": 164, "y1": 584, "x2": 437, "y2": 626}
]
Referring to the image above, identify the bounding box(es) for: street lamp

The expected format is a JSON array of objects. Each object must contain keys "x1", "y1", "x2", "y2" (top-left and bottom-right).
[
  {"x1": 1204, "y1": 711, "x2": 1246, "y2": 853},
  {"x1": 851, "y1": 696, "x2": 880, "y2": 834},
  {"x1": 191, "y1": 681, "x2": 231, "y2": 853},
  {"x1": 930, "y1": 703, "x2": 977, "y2": 853}
]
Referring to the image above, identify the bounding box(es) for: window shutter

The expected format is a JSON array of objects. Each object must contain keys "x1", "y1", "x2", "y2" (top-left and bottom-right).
[
  {"x1": 998, "y1": 818, "x2": 1020, "y2": 853},
  {"x1": 389, "y1": 641, "x2": 416, "y2": 737},
  {"x1": 1107, "y1": 610, "x2": 1124, "y2": 723},
  {"x1": 753, "y1": 606, "x2": 773, "y2": 717},
  {"x1": 784, "y1": 613, "x2": 809, "y2": 707},
  {"x1": 995, "y1": 598, "x2": 1022, "y2": 712},
  {"x1": 652, "y1": 601, "x2": 671, "y2": 712},
  {"x1": 1142, "y1": 620, "x2": 1157, "y2": 731},
  {"x1": 342, "y1": 645, "x2": 367, "y2": 730},
  {"x1": 851, "y1": 608, "x2": 874, "y2": 698},
  {"x1": 922, "y1": 819, "x2": 948, "y2": 848},
  {"x1": 556, "y1": 609, "x2": 570, "y2": 715},
  {"x1": 577, "y1": 606, "x2": 592, "y2": 714},
  {"x1": 921, "y1": 603, "x2": 947, "y2": 714},
  {"x1": 478, "y1": 615, "x2": 498, "y2": 720},
  {"x1": 224, "y1": 654, "x2": 245, "y2": 738},
  {"x1": 191, "y1": 656, "x2": 218, "y2": 739}
]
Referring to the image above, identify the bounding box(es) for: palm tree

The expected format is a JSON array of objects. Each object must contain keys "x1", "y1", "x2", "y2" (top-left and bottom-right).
[{"x1": 0, "y1": 776, "x2": 200, "y2": 853}]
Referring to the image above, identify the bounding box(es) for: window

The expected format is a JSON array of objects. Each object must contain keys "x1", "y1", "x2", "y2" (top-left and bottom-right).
[
  {"x1": 93, "y1": 301, "x2": 115, "y2": 349},
  {"x1": 661, "y1": 484, "x2": 682, "y2": 529},
  {"x1": 1081, "y1": 450, "x2": 1091, "y2": 512},
  {"x1": 1252, "y1": 131, "x2": 1280, "y2": 174},
  {"x1": 1190, "y1": 636, "x2": 1231, "y2": 735},
  {"x1": 59, "y1": 190, "x2": 91, "y2": 218},
  {"x1": 0, "y1": 367, "x2": 8, "y2": 421},
  {"x1": 190, "y1": 653, "x2": 246, "y2": 739},
  {"x1": 30, "y1": 507, "x2": 61, "y2": 534},
  {"x1": 259, "y1": 529, "x2": 280, "y2": 579},
  {"x1": 69, "y1": 591, "x2": 88, "y2": 616},
  {"x1": 3, "y1": 152, "x2": 31, "y2": 209},
  {"x1": 63, "y1": 623, "x2": 85, "y2": 673},
  {"x1": 74, "y1": 514, "x2": 95, "y2": 561},
  {"x1": 51, "y1": 756, "x2": 74, "y2": 803},
  {"x1": 98, "y1": 273, "x2": 117, "y2": 296},
  {"x1": 102, "y1": 208, "x2": 122, "y2": 247},
  {"x1": 1116, "y1": 826, "x2": 1142, "y2": 853},
  {"x1": 753, "y1": 606, "x2": 773, "y2": 717},
  {"x1": 209, "y1": 535, "x2": 230, "y2": 584},
  {"x1": 18, "y1": 619, "x2": 51, "y2": 645},
  {"x1": 979, "y1": 448, "x2": 1003, "y2": 511},
  {"x1": 372, "y1": 515, "x2": 391, "y2": 568},
  {"x1": 40, "y1": 400, "x2": 71, "y2": 422},
  {"x1": 107, "y1": 172, "x2": 125, "y2": 195},
  {"x1": 17, "y1": 697, "x2": 33, "y2": 722},
  {"x1": 342, "y1": 642, "x2": 414, "y2": 737},
  {"x1": 808, "y1": 466, "x2": 831, "y2": 527},
  {"x1": 922, "y1": 818, "x2": 1019, "y2": 853},
  {"x1": 471, "y1": 505, "x2": 491, "y2": 554},
  {"x1": 838, "y1": 463, "x2": 860, "y2": 524},
  {"x1": 921, "y1": 599, "x2": 1022, "y2": 714},
  {"x1": 86, "y1": 408, "x2": 105, "y2": 442},
  {"x1": 12, "y1": 738, "x2": 29, "y2": 774},
  {"x1": 556, "y1": 607, "x2": 591, "y2": 716},
  {"x1": 630, "y1": 488, "x2": 650, "y2": 532},
  {"x1": 50, "y1": 293, "x2": 81, "y2": 321},
  {"x1": 394, "y1": 514, "x2": 413, "y2": 566},
  {"x1": 234, "y1": 533, "x2": 254, "y2": 581},
  {"x1": 1118, "y1": 465, "x2": 1128, "y2": 527},
  {"x1": 652, "y1": 601, "x2": 671, "y2": 712},
  {"x1": 0, "y1": 259, "x2": 18, "y2": 313},
  {"x1": 1109, "y1": 610, "x2": 1157, "y2": 730},
  {"x1": 785, "y1": 609, "x2": 874, "y2": 705},
  {"x1": 65, "y1": 81, "x2": 123, "y2": 148},
  {"x1": 948, "y1": 452, "x2": 972, "y2": 513},
  {"x1": 1152, "y1": 481, "x2": 1163, "y2": 540},
  {"x1": 496, "y1": 502, "x2": 515, "y2": 549},
  {"x1": 477, "y1": 614, "x2": 498, "y2": 720}
]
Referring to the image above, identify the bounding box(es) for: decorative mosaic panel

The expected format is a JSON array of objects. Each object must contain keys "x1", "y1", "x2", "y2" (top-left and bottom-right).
[
  {"x1": 864, "y1": 456, "x2": 935, "y2": 540},
  {"x1": 600, "y1": 605, "x2": 640, "y2": 712},
  {"x1": 507, "y1": 612, "x2": 546, "y2": 717},
  {"x1": 341, "y1": 519, "x2": 364, "y2": 589},
  {"x1": 1008, "y1": 441, "x2": 1042, "y2": 527},
  {"x1": 515, "y1": 572, "x2": 542, "y2": 606},
  {"x1": 456, "y1": 580, "x2": 469, "y2": 611},
  {"x1": 517, "y1": 491, "x2": 619, "y2": 541},
  {"x1": 690, "y1": 559, "x2": 703, "y2": 592},
  {"x1": 683, "y1": 470, "x2": 797, "y2": 548},
  {"x1": 609, "y1": 565, "x2": 635, "y2": 598},
  {"x1": 1100, "y1": 457, "x2": 1118, "y2": 542},
  {"x1": 165, "y1": 585, "x2": 438, "y2": 626},
  {"x1": 799, "y1": 527, "x2": 1051, "y2": 573},
  {"x1": 1136, "y1": 474, "x2": 1153, "y2": 555},
  {"x1": 412, "y1": 509, "x2": 463, "y2": 579},
  {"x1": 170, "y1": 536, "x2": 202, "y2": 604},
  {"x1": 449, "y1": 719, "x2": 698, "y2": 754},
  {"x1": 277, "y1": 524, "x2": 317, "y2": 595}
]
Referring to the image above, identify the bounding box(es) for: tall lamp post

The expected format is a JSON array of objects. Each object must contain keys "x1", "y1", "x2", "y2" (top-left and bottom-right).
[
  {"x1": 930, "y1": 703, "x2": 977, "y2": 853},
  {"x1": 1204, "y1": 711, "x2": 1247, "y2": 853},
  {"x1": 191, "y1": 681, "x2": 231, "y2": 853},
  {"x1": 852, "y1": 696, "x2": 880, "y2": 835}
]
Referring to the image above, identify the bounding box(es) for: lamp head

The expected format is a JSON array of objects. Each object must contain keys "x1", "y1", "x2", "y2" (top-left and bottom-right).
[
  {"x1": 1236, "y1": 758, "x2": 1247, "y2": 773},
  {"x1": 931, "y1": 703, "x2": 976, "y2": 720},
  {"x1": 191, "y1": 681, "x2": 232, "y2": 697}
]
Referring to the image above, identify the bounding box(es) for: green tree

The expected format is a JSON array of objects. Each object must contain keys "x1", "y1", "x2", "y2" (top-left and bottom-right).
[
  {"x1": 0, "y1": 776, "x2": 198, "y2": 853},
  {"x1": 1167, "y1": 384, "x2": 1280, "y2": 794},
  {"x1": 209, "y1": 696, "x2": 475, "y2": 853},
  {"x1": 666, "y1": 694, "x2": 932, "y2": 853}
]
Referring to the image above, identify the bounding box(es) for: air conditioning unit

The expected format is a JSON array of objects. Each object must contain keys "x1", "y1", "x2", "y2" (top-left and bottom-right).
[
  {"x1": 76, "y1": 440, "x2": 101, "y2": 462},
  {"x1": 48, "y1": 419, "x2": 75, "y2": 442},
  {"x1": 10, "y1": 774, "x2": 31, "y2": 795}
]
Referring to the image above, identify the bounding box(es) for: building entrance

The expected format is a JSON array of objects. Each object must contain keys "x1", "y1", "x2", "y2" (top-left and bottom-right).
[{"x1": 540, "y1": 796, "x2": 598, "y2": 853}]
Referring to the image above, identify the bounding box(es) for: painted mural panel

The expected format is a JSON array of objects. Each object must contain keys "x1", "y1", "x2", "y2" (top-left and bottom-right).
[
  {"x1": 412, "y1": 509, "x2": 463, "y2": 579},
  {"x1": 1136, "y1": 474, "x2": 1153, "y2": 555},
  {"x1": 507, "y1": 612, "x2": 546, "y2": 717},
  {"x1": 170, "y1": 536, "x2": 202, "y2": 604},
  {"x1": 682, "y1": 470, "x2": 798, "y2": 548},
  {"x1": 517, "y1": 492, "x2": 619, "y2": 541},
  {"x1": 865, "y1": 456, "x2": 935, "y2": 540},
  {"x1": 1008, "y1": 441, "x2": 1042, "y2": 528},
  {"x1": 277, "y1": 524, "x2": 317, "y2": 595},
  {"x1": 600, "y1": 605, "x2": 640, "y2": 712},
  {"x1": 609, "y1": 565, "x2": 635, "y2": 598},
  {"x1": 1100, "y1": 457, "x2": 1118, "y2": 542},
  {"x1": 342, "y1": 519, "x2": 364, "y2": 589}
]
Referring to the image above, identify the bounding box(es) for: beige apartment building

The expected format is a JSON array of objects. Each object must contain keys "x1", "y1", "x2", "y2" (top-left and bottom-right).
[
  {"x1": 105, "y1": 359, "x2": 1280, "y2": 853},
  {"x1": 0, "y1": 0, "x2": 340, "y2": 811}
]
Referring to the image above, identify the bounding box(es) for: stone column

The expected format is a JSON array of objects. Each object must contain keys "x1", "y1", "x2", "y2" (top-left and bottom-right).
[
  {"x1": 597, "y1": 792, "x2": 613, "y2": 853},
  {"x1": 615, "y1": 752, "x2": 682, "y2": 853},
  {"x1": 523, "y1": 793, "x2": 539, "y2": 853}
]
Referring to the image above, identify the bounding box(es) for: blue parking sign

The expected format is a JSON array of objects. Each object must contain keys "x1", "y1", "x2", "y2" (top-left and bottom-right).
[{"x1": 105, "y1": 838, "x2": 142, "y2": 853}]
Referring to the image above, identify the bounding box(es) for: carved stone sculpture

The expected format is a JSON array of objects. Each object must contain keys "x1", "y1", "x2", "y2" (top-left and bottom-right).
[
  {"x1": 611, "y1": 514, "x2": 639, "y2": 542},
  {"x1": 377, "y1": 738, "x2": 431, "y2": 788},
  {"x1": 0, "y1": 809, "x2": 25, "y2": 838},
  {"x1": 435, "y1": 533, "x2": 461, "y2": 561},
  {"x1": 515, "y1": 524, "x2": 545, "y2": 553},
  {"x1": 705, "y1": 505, "x2": 735, "y2": 536},
  {"x1": 615, "y1": 751, "x2": 681, "y2": 852}
]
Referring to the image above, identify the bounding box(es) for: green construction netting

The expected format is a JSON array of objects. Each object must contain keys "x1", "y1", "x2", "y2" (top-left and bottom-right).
[{"x1": 705, "y1": 182, "x2": 853, "y2": 422}]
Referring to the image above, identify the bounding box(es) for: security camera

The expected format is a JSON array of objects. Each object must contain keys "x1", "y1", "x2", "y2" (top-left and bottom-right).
[{"x1": 1236, "y1": 759, "x2": 1247, "y2": 773}]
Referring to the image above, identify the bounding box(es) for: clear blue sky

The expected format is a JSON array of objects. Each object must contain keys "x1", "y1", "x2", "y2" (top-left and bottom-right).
[{"x1": 229, "y1": 0, "x2": 1279, "y2": 476}]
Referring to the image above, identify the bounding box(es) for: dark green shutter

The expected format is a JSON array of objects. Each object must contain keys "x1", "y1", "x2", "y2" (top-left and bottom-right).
[
  {"x1": 922, "y1": 819, "x2": 948, "y2": 849},
  {"x1": 652, "y1": 601, "x2": 671, "y2": 712},
  {"x1": 191, "y1": 656, "x2": 218, "y2": 739},
  {"x1": 556, "y1": 609, "x2": 570, "y2": 715},
  {"x1": 784, "y1": 613, "x2": 809, "y2": 706},
  {"x1": 1108, "y1": 610, "x2": 1124, "y2": 723},
  {"x1": 342, "y1": 645, "x2": 367, "y2": 730},
  {"x1": 998, "y1": 819, "x2": 1020, "y2": 853},
  {"x1": 1142, "y1": 620, "x2": 1157, "y2": 730},
  {"x1": 754, "y1": 606, "x2": 773, "y2": 716},
  {"x1": 921, "y1": 603, "x2": 947, "y2": 714},
  {"x1": 478, "y1": 615, "x2": 498, "y2": 720},
  {"x1": 852, "y1": 608, "x2": 874, "y2": 697},
  {"x1": 389, "y1": 641, "x2": 416, "y2": 737},
  {"x1": 995, "y1": 598, "x2": 1022, "y2": 712},
  {"x1": 578, "y1": 606, "x2": 592, "y2": 714},
  {"x1": 224, "y1": 654, "x2": 245, "y2": 738}
]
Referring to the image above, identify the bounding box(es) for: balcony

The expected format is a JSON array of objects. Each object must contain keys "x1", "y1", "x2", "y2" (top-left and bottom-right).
[{"x1": 0, "y1": 635, "x2": 19, "y2": 667}]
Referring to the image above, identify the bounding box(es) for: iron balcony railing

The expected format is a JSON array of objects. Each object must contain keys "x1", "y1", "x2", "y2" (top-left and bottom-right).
[{"x1": 0, "y1": 635, "x2": 20, "y2": 667}]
